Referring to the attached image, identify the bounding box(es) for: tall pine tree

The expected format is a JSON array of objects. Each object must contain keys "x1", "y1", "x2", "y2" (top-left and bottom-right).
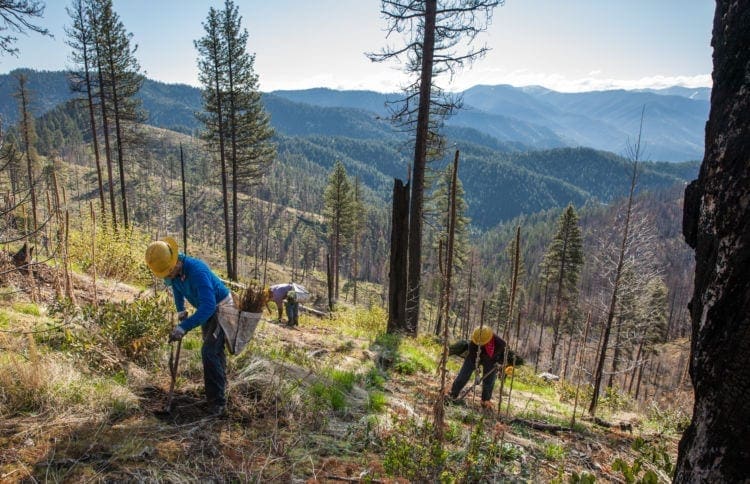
[
  {"x1": 543, "y1": 203, "x2": 584, "y2": 370},
  {"x1": 324, "y1": 161, "x2": 355, "y2": 301},
  {"x1": 196, "y1": 1, "x2": 275, "y2": 280},
  {"x1": 91, "y1": 0, "x2": 143, "y2": 229}
]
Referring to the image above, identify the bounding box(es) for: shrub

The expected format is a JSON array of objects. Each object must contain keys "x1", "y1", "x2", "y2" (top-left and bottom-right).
[
  {"x1": 382, "y1": 416, "x2": 511, "y2": 481},
  {"x1": 646, "y1": 401, "x2": 691, "y2": 435},
  {"x1": 543, "y1": 443, "x2": 567, "y2": 461},
  {"x1": 612, "y1": 457, "x2": 659, "y2": 484},
  {"x1": 382, "y1": 418, "x2": 446, "y2": 482},
  {"x1": 600, "y1": 386, "x2": 633, "y2": 412},
  {"x1": 67, "y1": 221, "x2": 151, "y2": 284},
  {"x1": 44, "y1": 295, "x2": 172, "y2": 370},
  {"x1": 94, "y1": 296, "x2": 172, "y2": 364}
]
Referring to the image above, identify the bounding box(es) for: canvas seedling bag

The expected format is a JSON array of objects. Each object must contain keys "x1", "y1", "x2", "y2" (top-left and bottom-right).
[{"x1": 217, "y1": 305, "x2": 261, "y2": 355}]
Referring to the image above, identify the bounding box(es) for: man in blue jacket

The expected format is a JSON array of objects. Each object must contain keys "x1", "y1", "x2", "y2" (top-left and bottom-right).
[{"x1": 146, "y1": 237, "x2": 231, "y2": 416}]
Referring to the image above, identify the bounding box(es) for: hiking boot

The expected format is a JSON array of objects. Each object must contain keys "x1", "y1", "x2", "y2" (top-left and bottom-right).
[
  {"x1": 445, "y1": 395, "x2": 465, "y2": 406},
  {"x1": 208, "y1": 404, "x2": 227, "y2": 417},
  {"x1": 481, "y1": 400, "x2": 494, "y2": 410}
]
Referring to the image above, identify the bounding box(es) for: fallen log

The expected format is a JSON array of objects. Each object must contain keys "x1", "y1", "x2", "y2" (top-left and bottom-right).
[
  {"x1": 300, "y1": 304, "x2": 327, "y2": 318},
  {"x1": 509, "y1": 418, "x2": 571, "y2": 433},
  {"x1": 587, "y1": 416, "x2": 633, "y2": 433}
]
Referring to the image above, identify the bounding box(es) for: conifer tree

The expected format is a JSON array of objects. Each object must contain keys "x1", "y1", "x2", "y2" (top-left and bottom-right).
[
  {"x1": 427, "y1": 163, "x2": 470, "y2": 335},
  {"x1": 195, "y1": 6, "x2": 231, "y2": 276},
  {"x1": 324, "y1": 161, "x2": 355, "y2": 301},
  {"x1": 196, "y1": 1, "x2": 275, "y2": 280},
  {"x1": 0, "y1": 0, "x2": 50, "y2": 56},
  {"x1": 221, "y1": 0, "x2": 275, "y2": 278},
  {"x1": 543, "y1": 203, "x2": 584, "y2": 369},
  {"x1": 66, "y1": 0, "x2": 105, "y2": 218},
  {"x1": 89, "y1": 0, "x2": 143, "y2": 229}
]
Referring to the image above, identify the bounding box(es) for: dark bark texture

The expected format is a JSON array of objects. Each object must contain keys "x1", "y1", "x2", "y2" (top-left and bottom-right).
[
  {"x1": 388, "y1": 178, "x2": 410, "y2": 334},
  {"x1": 675, "y1": 1, "x2": 750, "y2": 482}
]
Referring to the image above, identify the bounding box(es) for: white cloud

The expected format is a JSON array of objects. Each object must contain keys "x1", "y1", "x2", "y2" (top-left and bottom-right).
[{"x1": 443, "y1": 68, "x2": 712, "y2": 93}]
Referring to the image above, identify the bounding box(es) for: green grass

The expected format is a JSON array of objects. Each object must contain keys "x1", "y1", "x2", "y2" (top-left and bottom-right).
[
  {"x1": 372, "y1": 332, "x2": 439, "y2": 375},
  {"x1": 542, "y1": 443, "x2": 567, "y2": 461},
  {"x1": 368, "y1": 391, "x2": 387, "y2": 412},
  {"x1": 310, "y1": 381, "x2": 347, "y2": 411},
  {"x1": 364, "y1": 366, "x2": 386, "y2": 390},
  {"x1": 308, "y1": 368, "x2": 360, "y2": 412},
  {"x1": 12, "y1": 302, "x2": 41, "y2": 316},
  {"x1": 509, "y1": 378, "x2": 557, "y2": 398},
  {"x1": 328, "y1": 368, "x2": 357, "y2": 392}
]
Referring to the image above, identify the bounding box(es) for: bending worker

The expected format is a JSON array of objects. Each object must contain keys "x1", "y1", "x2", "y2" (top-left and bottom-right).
[
  {"x1": 449, "y1": 326, "x2": 508, "y2": 409},
  {"x1": 266, "y1": 282, "x2": 294, "y2": 322},
  {"x1": 146, "y1": 237, "x2": 232, "y2": 417}
]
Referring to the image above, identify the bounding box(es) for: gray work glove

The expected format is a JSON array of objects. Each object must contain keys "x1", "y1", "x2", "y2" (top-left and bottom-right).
[{"x1": 169, "y1": 326, "x2": 185, "y2": 343}]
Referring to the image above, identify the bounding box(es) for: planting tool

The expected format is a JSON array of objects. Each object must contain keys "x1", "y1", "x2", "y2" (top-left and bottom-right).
[
  {"x1": 457, "y1": 363, "x2": 501, "y2": 400},
  {"x1": 164, "y1": 338, "x2": 182, "y2": 413}
]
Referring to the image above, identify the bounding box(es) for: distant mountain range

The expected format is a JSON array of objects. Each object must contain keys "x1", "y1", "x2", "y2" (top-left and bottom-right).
[
  {"x1": 1, "y1": 69, "x2": 708, "y2": 163},
  {"x1": 0, "y1": 69, "x2": 701, "y2": 228},
  {"x1": 274, "y1": 84, "x2": 709, "y2": 162}
]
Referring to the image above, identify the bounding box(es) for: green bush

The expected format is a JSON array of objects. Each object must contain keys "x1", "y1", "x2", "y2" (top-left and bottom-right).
[
  {"x1": 44, "y1": 295, "x2": 172, "y2": 370},
  {"x1": 600, "y1": 386, "x2": 633, "y2": 412},
  {"x1": 93, "y1": 296, "x2": 172, "y2": 363},
  {"x1": 646, "y1": 402, "x2": 691, "y2": 435},
  {"x1": 382, "y1": 416, "x2": 511, "y2": 482},
  {"x1": 67, "y1": 221, "x2": 151, "y2": 284},
  {"x1": 382, "y1": 418, "x2": 446, "y2": 482},
  {"x1": 632, "y1": 436, "x2": 675, "y2": 478},
  {"x1": 543, "y1": 443, "x2": 567, "y2": 461},
  {"x1": 612, "y1": 457, "x2": 659, "y2": 484}
]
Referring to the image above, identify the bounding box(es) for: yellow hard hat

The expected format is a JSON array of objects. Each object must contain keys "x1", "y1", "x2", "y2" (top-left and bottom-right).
[
  {"x1": 471, "y1": 326, "x2": 493, "y2": 346},
  {"x1": 145, "y1": 237, "x2": 179, "y2": 278}
]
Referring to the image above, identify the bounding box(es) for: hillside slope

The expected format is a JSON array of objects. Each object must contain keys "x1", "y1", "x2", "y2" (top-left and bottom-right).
[{"x1": 0, "y1": 250, "x2": 687, "y2": 482}]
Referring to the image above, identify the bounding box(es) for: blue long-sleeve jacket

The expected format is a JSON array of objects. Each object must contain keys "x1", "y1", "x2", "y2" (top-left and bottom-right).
[{"x1": 165, "y1": 254, "x2": 230, "y2": 333}]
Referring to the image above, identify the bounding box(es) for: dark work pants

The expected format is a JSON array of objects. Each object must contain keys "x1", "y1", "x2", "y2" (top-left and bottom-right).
[
  {"x1": 285, "y1": 301, "x2": 299, "y2": 325},
  {"x1": 201, "y1": 313, "x2": 226, "y2": 406},
  {"x1": 450, "y1": 354, "x2": 497, "y2": 402}
]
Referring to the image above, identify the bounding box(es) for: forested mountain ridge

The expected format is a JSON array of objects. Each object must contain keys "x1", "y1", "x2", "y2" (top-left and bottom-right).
[
  {"x1": 271, "y1": 84, "x2": 709, "y2": 162},
  {"x1": 1, "y1": 69, "x2": 707, "y2": 162},
  {"x1": 4, "y1": 69, "x2": 698, "y2": 228}
]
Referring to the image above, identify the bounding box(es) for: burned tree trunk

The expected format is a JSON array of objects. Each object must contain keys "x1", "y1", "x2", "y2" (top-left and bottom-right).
[
  {"x1": 388, "y1": 178, "x2": 410, "y2": 334},
  {"x1": 675, "y1": 1, "x2": 750, "y2": 481}
]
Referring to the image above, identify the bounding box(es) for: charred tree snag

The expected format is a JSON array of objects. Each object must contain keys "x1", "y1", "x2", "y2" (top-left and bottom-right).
[{"x1": 675, "y1": 1, "x2": 750, "y2": 481}]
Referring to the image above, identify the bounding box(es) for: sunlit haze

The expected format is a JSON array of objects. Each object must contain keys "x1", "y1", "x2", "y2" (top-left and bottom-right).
[{"x1": 0, "y1": 0, "x2": 714, "y2": 93}]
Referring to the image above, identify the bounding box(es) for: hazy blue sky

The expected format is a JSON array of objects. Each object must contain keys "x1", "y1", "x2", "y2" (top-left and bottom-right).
[{"x1": 0, "y1": 0, "x2": 715, "y2": 93}]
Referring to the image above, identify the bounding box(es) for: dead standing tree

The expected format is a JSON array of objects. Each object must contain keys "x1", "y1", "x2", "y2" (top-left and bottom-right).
[
  {"x1": 675, "y1": 0, "x2": 750, "y2": 480},
  {"x1": 589, "y1": 109, "x2": 650, "y2": 416},
  {"x1": 370, "y1": 0, "x2": 501, "y2": 335}
]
